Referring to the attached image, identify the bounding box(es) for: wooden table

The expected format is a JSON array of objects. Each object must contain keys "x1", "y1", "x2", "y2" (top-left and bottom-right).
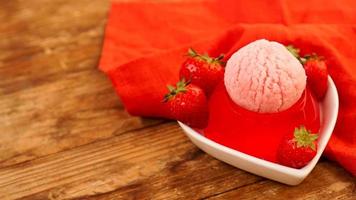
[{"x1": 0, "y1": 0, "x2": 354, "y2": 199}]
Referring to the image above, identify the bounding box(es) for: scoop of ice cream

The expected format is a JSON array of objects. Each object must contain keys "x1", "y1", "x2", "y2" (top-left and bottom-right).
[{"x1": 224, "y1": 39, "x2": 306, "y2": 113}]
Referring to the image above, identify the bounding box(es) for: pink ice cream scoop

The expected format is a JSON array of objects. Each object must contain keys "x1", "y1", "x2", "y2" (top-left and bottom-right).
[{"x1": 224, "y1": 39, "x2": 306, "y2": 113}]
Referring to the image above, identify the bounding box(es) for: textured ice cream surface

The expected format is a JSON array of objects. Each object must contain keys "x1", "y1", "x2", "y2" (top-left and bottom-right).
[{"x1": 224, "y1": 39, "x2": 306, "y2": 113}]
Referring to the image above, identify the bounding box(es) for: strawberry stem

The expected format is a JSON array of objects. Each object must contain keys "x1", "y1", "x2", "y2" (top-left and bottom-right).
[
  {"x1": 286, "y1": 45, "x2": 301, "y2": 59},
  {"x1": 187, "y1": 48, "x2": 225, "y2": 65},
  {"x1": 188, "y1": 48, "x2": 198, "y2": 57},
  {"x1": 293, "y1": 126, "x2": 318, "y2": 151},
  {"x1": 163, "y1": 78, "x2": 190, "y2": 102},
  {"x1": 215, "y1": 54, "x2": 224, "y2": 61},
  {"x1": 285, "y1": 45, "x2": 323, "y2": 65}
]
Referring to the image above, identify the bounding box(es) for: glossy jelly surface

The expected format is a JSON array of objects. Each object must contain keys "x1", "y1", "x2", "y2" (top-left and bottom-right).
[{"x1": 204, "y1": 82, "x2": 320, "y2": 163}]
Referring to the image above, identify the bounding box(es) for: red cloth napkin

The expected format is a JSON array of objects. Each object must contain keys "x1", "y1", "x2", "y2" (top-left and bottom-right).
[{"x1": 100, "y1": 0, "x2": 356, "y2": 175}]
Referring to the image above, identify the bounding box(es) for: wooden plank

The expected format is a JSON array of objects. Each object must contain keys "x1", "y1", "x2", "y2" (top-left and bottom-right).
[
  {"x1": 0, "y1": 0, "x2": 163, "y2": 167},
  {"x1": 4, "y1": 122, "x2": 353, "y2": 200},
  {"x1": 0, "y1": 66, "x2": 163, "y2": 167},
  {"x1": 205, "y1": 162, "x2": 356, "y2": 200},
  {"x1": 0, "y1": 123, "x2": 260, "y2": 200}
]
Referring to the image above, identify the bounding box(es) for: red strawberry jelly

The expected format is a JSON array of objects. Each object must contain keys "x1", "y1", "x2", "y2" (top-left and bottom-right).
[{"x1": 203, "y1": 82, "x2": 320, "y2": 163}]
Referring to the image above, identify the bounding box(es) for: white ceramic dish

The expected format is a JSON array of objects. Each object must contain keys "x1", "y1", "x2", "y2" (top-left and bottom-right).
[{"x1": 178, "y1": 76, "x2": 338, "y2": 185}]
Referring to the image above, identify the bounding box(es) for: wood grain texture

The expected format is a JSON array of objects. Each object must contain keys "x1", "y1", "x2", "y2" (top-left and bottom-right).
[
  {"x1": 206, "y1": 162, "x2": 356, "y2": 200},
  {"x1": 0, "y1": 0, "x2": 354, "y2": 199},
  {"x1": 0, "y1": 123, "x2": 261, "y2": 200},
  {"x1": 0, "y1": 0, "x2": 162, "y2": 168}
]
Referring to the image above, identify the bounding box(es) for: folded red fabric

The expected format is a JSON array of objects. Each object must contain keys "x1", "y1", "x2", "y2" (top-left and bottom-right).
[{"x1": 100, "y1": 0, "x2": 356, "y2": 175}]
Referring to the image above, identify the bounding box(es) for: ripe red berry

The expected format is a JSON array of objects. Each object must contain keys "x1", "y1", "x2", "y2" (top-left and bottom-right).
[
  {"x1": 179, "y1": 48, "x2": 225, "y2": 96},
  {"x1": 277, "y1": 126, "x2": 318, "y2": 169},
  {"x1": 304, "y1": 58, "x2": 328, "y2": 100},
  {"x1": 163, "y1": 79, "x2": 209, "y2": 128},
  {"x1": 286, "y1": 45, "x2": 328, "y2": 100}
]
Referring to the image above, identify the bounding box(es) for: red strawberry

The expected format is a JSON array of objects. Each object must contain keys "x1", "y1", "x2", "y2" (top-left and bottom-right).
[
  {"x1": 179, "y1": 48, "x2": 225, "y2": 96},
  {"x1": 304, "y1": 56, "x2": 328, "y2": 100},
  {"x1": 277, "y1": 126, "x2": 318, "y2": 169},
  {"x1": 286, "y1": 45, "x2": 328, "y2": 100},
  {"x1": 163, "y1": 79, "x2": 209, "y2": 128}
]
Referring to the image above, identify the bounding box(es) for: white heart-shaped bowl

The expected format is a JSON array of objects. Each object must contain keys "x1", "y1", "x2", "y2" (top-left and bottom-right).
[{"x1": 178, "y1": 76, "x2": 338, "y2": 185}]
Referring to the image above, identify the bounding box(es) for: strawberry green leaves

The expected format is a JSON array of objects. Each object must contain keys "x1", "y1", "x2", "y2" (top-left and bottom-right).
[
  {"x1": 163, "y1": 79, "x2": 190, "y2": 102},
  {"x1": 293, "y1": 126, "x2": 318, "y2": 151},
  {"x1": 187, "y1": 47, "x2": 224, "y2": 65}
]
